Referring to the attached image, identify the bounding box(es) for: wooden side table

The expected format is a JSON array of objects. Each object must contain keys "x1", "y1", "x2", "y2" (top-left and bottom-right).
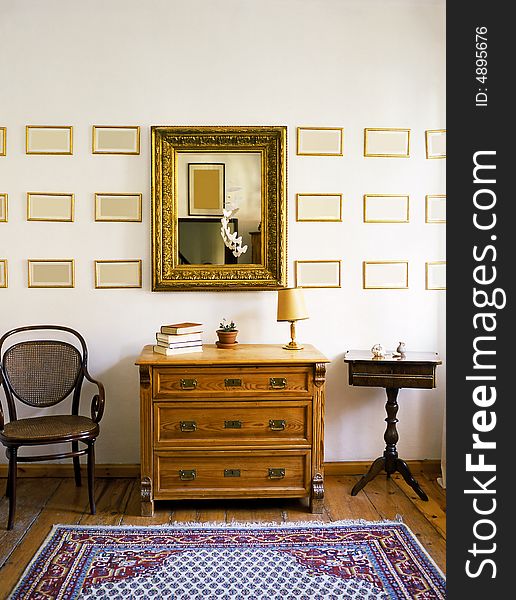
[{"x1": 344, "y1": 350, "x2": 442, "y2": 501}]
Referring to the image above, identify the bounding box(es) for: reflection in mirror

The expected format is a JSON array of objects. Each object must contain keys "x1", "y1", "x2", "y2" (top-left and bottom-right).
[{"x1": 151, "y1": 126, "x2": 287, "y2": 291}]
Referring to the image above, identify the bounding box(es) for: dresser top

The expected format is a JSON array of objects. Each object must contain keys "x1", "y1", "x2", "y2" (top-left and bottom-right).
[
  {"x1": 344, "y1": 350, "x2": 441, "y2": 365},
  {"x1": 136, "y1": 344, "x2": 329, "y2": 366}
]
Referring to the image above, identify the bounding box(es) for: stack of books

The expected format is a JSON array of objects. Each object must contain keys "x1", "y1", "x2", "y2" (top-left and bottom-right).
[{"x1": 153, "y1": 322, "x2": 203, "y2": 355}]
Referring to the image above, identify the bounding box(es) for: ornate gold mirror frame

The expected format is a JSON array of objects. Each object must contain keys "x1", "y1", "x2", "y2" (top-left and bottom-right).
[{"x1": 151, "y1": 125, "x2": 287, "y2": 290}]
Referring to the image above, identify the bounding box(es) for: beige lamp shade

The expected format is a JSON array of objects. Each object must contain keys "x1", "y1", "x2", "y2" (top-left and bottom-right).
[{"x1": 277, "y1": 288, "x2": 309, "y2": 322}]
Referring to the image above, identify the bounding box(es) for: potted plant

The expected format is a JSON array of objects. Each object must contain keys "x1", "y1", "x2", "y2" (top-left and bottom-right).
[{"x1": 216, "y1": 319, "x2": 238, "y2": 347}]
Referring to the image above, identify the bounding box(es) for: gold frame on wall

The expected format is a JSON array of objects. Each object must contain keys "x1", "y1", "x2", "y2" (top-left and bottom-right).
[
  {"x1": 92, "y1": 126, "x2": 141, "y2": 154},
  {"x1": 364, "y1": 128, "x2": 410, "y2": 158},
  {"x1": 426, "y1": 261, "x2": 446, "y2": 290},
  {"x1": 295, "y1": 193, "x2": 342, "y2": 222},
  {"x1": 296, "y1": 127, "x2": 343, "y2": 156},
  {"x1": 28, "y1": 259, "x2": 75, "y2": 288},
  {"x1": 27, "y1": 192, "x2": 75, "y2": 222},
  {"x1": 363, "y1": 194, "x2": 410, "y2": 223},
  {"x1": 0, "y1": 194, "x2": 7, "y2": 222},
  {"x1": 425, "y1": 194, "x2": 446, "y2": 223},
  {"x1": 95, "y1": 193, "x2": 143, "y2": 222},
  {"x1": 425, "y1": 129, "x2": 446, "y2": 159},
  {"x1": 0, "y1": 127, "x2": 6, "y2": 156},
  {"x1": 151, "y1": 125, "x2": 287, "y2": 291},
  {"x1": 294, "y1": 260, "x2": 341, "y2": 288},
  {"x1": 26, "y1": 126, "x2": 73, "y2": 155},
  {"x1": 0, "y1": 260, "x2": 7, "y2": 288},
  {"x1": 94, "y1": 260, "x2": 142, "y2": 289},
  {"x1": 363, "y1": 261, "x2": 409, "y2": 289}
]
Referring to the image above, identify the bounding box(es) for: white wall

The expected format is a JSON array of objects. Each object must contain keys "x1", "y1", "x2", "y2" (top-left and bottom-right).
[{"x1": 0, "y1": 0, "x2": 446, "y2": 464}]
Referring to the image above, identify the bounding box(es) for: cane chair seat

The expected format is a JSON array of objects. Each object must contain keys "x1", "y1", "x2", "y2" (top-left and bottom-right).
[{"x1": 0, "y1": 415, "x2": 99, "y2": 444}]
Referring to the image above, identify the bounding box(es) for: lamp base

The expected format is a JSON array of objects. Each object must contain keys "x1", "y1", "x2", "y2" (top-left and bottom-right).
[{"x1": 283, "y1": 341, "x2": 304, "y2": 350}]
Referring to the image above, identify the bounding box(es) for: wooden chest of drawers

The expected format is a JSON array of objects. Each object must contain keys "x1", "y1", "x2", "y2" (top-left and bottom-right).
[{"x1": 136, "y1": 344, "x2": 329, "y2": 516}]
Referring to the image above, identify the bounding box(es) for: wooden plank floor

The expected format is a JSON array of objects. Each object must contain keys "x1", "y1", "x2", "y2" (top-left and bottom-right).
[{"x1": 0, "y1": 474, "x2": 446, "y2": 598}]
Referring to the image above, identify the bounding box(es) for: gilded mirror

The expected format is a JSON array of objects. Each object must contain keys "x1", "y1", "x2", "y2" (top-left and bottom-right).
[{"x1": 151, "y1": 126, "x2": 287, "y2": 290}]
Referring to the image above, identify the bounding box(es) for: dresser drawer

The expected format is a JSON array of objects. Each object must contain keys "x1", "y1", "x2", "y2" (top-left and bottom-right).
[
  {"x1": 154, "y1": 366, "x2": 311, "y2": 398},
  {"x1": 348, "y1": 361, "x2": 436, "y2": 389},
  {"x1": 154, "y1": 400, "x2": 311, "y2": 447},
  {"x1": 154, "y1": 450, "x2": 311, "y2": 498}
]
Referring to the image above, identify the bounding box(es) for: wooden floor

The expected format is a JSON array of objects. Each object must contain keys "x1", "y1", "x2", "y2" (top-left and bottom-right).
[{"x1": 0, "y1": 473, "x2": 445, "y2": 598}]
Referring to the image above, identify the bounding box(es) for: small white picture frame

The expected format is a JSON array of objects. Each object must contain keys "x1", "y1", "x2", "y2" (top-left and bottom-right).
[
  {"x1": 0, "y1": 127, "x2": 6, "y2": 156},
  {"x1": 295, "y1": 260, "x2": 341, "y2": 288},
  {"x1": 296, "y1": 127, "x2": 343, "y2": 156},
  {"x1": 0, "y1": 194, "x2": 7, "y2": 222},
  {"x1": 92, "y1": 126, "x2": 140, "y2": 154},
  {"x1": 364, "y1": 128, "x2": 410, "y2": 158},
  {"x1": 27, "y1": 193, "x2": 74, "y2": 222},
  {"x1": 363, "y1": 195, "x2": 409, "y2": 223},
  {"x1": 28, "y1": 260, "x2": 75, "y2": 288},
  {"x1": 426, "y1": 195, "x2": 446, "y2": 223},
  {"x1": 95, "y1": 193, "x2": 142, "y2": 222},
  {"x1": 426, "y1": 261, "x2": 446, "y2": 290},
  {"x1": 363, "y1": 261, "x2": 409, "y2": 289},
  {"x1": 425, "y1": 129, "x2": 446, "y2": 159},
  {"x1": 95, "y1": 260, "x2": 142, "y2": 288},
  {"x1": 0, "y1": 260, "x2": 7, "y2": 288},
  {"x1": 296, "y1": 194, "x2": 342, "y2": 222},
  {"x1": 26, "y1": 126, "x2": 73, "y2": 155}
]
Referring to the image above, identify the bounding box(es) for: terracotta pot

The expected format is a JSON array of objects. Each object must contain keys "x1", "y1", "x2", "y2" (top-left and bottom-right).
[{"x1": 216, "y1": 329, "x2": 238, "y2": 345}]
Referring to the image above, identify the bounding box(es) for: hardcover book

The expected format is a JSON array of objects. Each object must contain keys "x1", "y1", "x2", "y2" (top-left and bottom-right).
[
  {"x1": 153, "y1": 344, "x2": 203, "y2": 356},
  {"x1": 160, "y1": 322, "x2": 203, "y2": 335},
  {"x1": 156, "y1": 332, "x2": 202, "y2": 344}
]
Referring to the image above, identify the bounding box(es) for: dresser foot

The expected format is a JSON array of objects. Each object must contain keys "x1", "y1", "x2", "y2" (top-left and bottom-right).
[
  {"x1": 310, "y1": 473, "x2": 325, "y2": 513},
  {"x1": 140, "y1": 476, "x2": 154, "y2": 516}
]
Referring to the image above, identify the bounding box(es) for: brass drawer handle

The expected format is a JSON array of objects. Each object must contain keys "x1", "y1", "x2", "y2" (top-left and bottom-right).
[
  {"x1": 268, "y1": 468, "x2": 285, "y2": 479},
  {"x1": 269, "y1": 419, "x2": 286, "y2": 431},
  {"x1": 224, "y1": 378, "x2": 242, "y2": 387},
  {"x1": 180, "y1": 420, "x2": 197, "y2": 432},
  {"x1": 224, "y1": 469, "x2": 241, "y2": 477},
  {"x1": 180, "y1": 378, "x2": 197, "y2": 390},
  {"x1": 270, "y1": 377, "x2": 287, "y2": 389},
  {"x1": 179, "y1": 469, "x2": 196, "y2": 481},
  {"x1": 224, "y1": 420, "x2": 242, "y2": 429}
]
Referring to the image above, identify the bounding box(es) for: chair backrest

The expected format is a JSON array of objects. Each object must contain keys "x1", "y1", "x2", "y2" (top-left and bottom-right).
[{"x1": 0, "y1": 326, "x2": 87, "y2": 414}]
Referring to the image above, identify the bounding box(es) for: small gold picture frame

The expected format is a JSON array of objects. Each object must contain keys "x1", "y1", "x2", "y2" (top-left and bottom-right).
[
  {"x1": 188, "y1": 163, "x2": 225, "y2": 216},
  {"x1": 426, "y1": 261, "x2": 446, "y2": 290},
  {"x1": 0, "y1": 260, "x2": 7, "y2": 288},
  {"x1": 296, "y1": 127, "x2": 343, "y2": 156},
  {"x1": 27, "y1": 193, "x2": 74, "y2": 222},
  {"x1": 0, "y1": 194, "x2": 7, "y2": 222},
  {"x1": 95, "y1": 193, "x2": 142, "y2": 222},
  {"x1": 363, "y1": 261, "x2": 409, "y2": 289},
  {"x1": 95, "y1": 260, "x2": 142, "y2": 288},
  {"x1": 426, "y1": 195, "x2": 446, "y2": 223},
  {"x1": 92, "y1": 126, "x2": 140, "y2": 154},
  {"x1": 364, "y1": 128, "x2": 410, "y2": 158},
  {"x1": 0, "y1": 127, "x2": 6, "y2": 156},
  {"x1": 296, "y1": 194, "x2": 342, "y2": 222},
  {"x1": 363, "y1": 195, "x2": 409, "y2": 223},
  {"x1": 295, "y1": 260, "x2": 341, "y2": 288},
  {"x1": 28, "y1": 259, "x2": 75, "y2": 288},
  {"x1": 425, "y1": 129, "x2": 446, "y2": 159},
  {"x1": 26, "y1": 126, "x2": 73, "y2": 155}
]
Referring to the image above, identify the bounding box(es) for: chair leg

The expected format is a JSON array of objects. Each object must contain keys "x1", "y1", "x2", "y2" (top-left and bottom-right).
[
  {"x1": 87, "y1": 440, "x2": 96, "y2": 515},
  {"x1": 72, "y1": 441, "x2": 82, "y2": 486},
  {"x1": 5, "y1": 449, "x2": 10, "y2": 498},
  {"x1": 7, "y1": 447, "x2": 18, "y2": 530}
]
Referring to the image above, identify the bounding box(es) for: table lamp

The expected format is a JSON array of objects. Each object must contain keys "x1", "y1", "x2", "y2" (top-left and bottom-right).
[{"x1": 277, "y1": 287, "x2": 308, "y2": 350}]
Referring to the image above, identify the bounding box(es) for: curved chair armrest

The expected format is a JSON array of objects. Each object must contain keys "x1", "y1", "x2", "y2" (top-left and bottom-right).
[
  {"x1": 0, "y1": 368, "x2": 4, "y2": 430},
  {"x1": 84, "y1": 369, "x2": 106, "y2": 424}
]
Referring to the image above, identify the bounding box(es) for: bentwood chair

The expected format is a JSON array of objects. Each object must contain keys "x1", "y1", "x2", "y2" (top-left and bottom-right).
[{"x1": 0, "y1": 325, "x2": 105, "y2": 529}]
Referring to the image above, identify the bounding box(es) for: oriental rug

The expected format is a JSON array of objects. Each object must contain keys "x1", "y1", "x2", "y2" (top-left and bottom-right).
[{"x1": 9, "y1": 520, "x2": 445, "y2": 599}]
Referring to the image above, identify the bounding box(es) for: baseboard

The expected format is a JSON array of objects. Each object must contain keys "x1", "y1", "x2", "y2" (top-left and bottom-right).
[{"x1": 0, "y1": 460, "x2": 441, "y2": 479}]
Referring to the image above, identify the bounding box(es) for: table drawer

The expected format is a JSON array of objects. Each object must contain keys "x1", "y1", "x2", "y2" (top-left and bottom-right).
[
  {"x1": 154, "y1": 400, "x2": 311, "y2": 447},
  {"x1": 154, "y1": 366, "x2": 311, "y2": 398},
  {"x1": 154, "y1": 450, "x2": 311, "y2": 498},
  {"x1": 348, "y1": 362, "x2": 436, "y2": 389}
]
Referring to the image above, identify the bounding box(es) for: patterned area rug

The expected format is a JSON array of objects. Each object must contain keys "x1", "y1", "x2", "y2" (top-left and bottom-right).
[{"x1": 9, "y1": 520, "x2": 445, "y2": 599}]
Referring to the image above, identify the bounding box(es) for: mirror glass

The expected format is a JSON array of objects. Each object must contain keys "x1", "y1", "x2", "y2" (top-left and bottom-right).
[{"x1": 151, "y1": 126, "x2": 287, "y2": 290}]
